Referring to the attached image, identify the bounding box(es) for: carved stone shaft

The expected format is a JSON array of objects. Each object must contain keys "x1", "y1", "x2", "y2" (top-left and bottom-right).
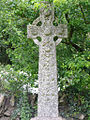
[
  {"x1": 27, "y1": 3, "x2": 67, "y2": 120},
  {"x1": 38, "y1": 36, "x2": 58, "y2": 117}
]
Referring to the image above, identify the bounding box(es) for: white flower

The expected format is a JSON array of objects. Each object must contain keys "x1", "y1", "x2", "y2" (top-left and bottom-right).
[
  {"x1": 4, "y1": 79, "x2": 9, "y2": 84},
  {"x1": 5, "y1": 72, "x2": 8, "y2": 75},
  {"x1": 28, "y1": 87, "x2": 38, "y2": 94},
  {"x1": 19, "y1": 71, "x2": 24, "y2": 74},
  {"x1": 0, "y1": 74, "x2": 1, "y2": 77},
  {"x1": 0, "y1": 77, "x2": 3, "y2": 80},
  {"x1": 58, "y1": 87, "x2": 60, "y2": 92},
  {"x1": 34, "y1": 80, "x2": 38, "y2": 86},
  {"x1": 14, "y1": 78, "x2": 17, "y2": 81},
  {"x1": 23, "y1": 84, "x2": 27, "y2": 90},
  {"x1": 23, "y1": 72, "x2": 28, "y2": 77},
  {"x1": 1, "y1": 71, "x2": 4, "y2": 74},
  {"x1": 19, "y1": 71, "x2": 28, "y2": 77},
  {"x1": 10, "y1": 68, "x2": 13, "y2": 71},
  {"x1": 29, "y1": 73, "x2": 31, "y2": 76}
]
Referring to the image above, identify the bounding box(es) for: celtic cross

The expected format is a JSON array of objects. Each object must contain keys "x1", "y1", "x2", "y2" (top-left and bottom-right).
[{"x1": 27, "y1": 3, "x2": 67, "y2": 120}]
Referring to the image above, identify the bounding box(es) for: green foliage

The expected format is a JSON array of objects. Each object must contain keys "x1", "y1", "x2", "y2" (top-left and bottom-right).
[
  {"x1": 0, "y1": 64, "x2": 31, "y2": 95},
  {"x1": 0, "y1": 0, "x2": 90, "y2": 119},
  {"x1": 11, "y1": 92, "x2": 31, "y2": 120},
  {"x1": 0, "y1": 0, "x2": 39, "y2": 80},
  {"x1": 0, "y1": 64, "x2": 33, "y2": 119},
  {"x1": 20, "y1": 92, "x2": 31, "y2": 120},
  {"x1": 58, "y1": 50, "x2": 90, "y2": 91}
]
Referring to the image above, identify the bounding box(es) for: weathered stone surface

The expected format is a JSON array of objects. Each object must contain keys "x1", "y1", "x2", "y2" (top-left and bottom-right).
[
  {"x1": 10, "y1": 96, "x2": 15, "y2": 107},
  {"x1": 4, "y1": 111, "x2": 11, "y2": 117},
  {"x1": 66, "y1": 118, "x2": 74, "y2": 120},
  {"x1": 73, "y1": 113, "x2": 85, "y2": 120},
  {"x1": 31, "y1": 116, "x2": 65, "y2": 120},
  {"x1": 0, "y1": 117, "x2": 10, "y2": 120},
  {"x1": 88, "y1": 32, "x2": 90, "y2": 38},
  {"x1": 16, "y1": 117, "x2": 20, "y2": 120},
  {"x1": 27, "y1": 2, "x2": 67, "y2": 119},
  {"x1": 0, "y1": 94, "x2": 4, "y2": 107},
  {"x1": 4, "y1": 107, "x2": 14, "y2": 117}
]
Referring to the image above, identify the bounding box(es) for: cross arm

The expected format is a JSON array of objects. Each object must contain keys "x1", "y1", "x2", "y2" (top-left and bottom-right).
[
  {"x1": 33, "y1": 38, "x2": 40, "y2": 45},
  {"x1": 32, "y1": 17, "x2": 41, "y2": 25},
  {"x1": 55, "y1": 38, "x2": 62, "y2": 46},
  {"x1": 27, "y1": 24, "x2": 41, "y2": 45},
  {"x1": 53, "y1": 24, "x2": 68, "y2": 46}
]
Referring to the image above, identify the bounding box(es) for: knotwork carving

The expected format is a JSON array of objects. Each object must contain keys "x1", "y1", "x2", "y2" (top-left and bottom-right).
[{"x1": 27, "y1": 3, "x2": 67, "y2": 46}]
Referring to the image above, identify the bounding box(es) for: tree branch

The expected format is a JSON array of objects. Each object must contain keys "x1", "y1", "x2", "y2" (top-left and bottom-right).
[
  {"x1": 79, "y1": 3, "x2": 90, "y2": 24},
  {"x1": 79, "y1": 4, "x2": 87, "y2": 24},
  {"x1": 65, "y1": 13, "x2": 74, "y2": 39},
  {"x1": 65, "y1": 13, "x2": 70, "y2": 23},
  {"x1": 62, "y1": 41, "x2": 84, "y2": 52},
  {"x1": 65, "y1": 13, "x2": 84, "y2": 52}
]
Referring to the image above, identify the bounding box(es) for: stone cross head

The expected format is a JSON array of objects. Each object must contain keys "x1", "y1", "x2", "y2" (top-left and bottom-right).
[{"x1": 27, "y1": 3, "x2": 67, "y2": 46}]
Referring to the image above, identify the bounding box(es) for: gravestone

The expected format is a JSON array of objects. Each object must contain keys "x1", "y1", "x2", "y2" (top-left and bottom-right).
[{"x1": 27, "y1": 2, "x2": 67, "y2": 120}]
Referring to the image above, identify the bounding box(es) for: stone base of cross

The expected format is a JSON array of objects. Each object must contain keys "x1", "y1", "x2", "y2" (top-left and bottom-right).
[
  {"x1": 31, "y1": 116, "x2": 65, "y2": 120},
  {"x1": 27, "y1": 2, "x2": 67, "y2": 120}
]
